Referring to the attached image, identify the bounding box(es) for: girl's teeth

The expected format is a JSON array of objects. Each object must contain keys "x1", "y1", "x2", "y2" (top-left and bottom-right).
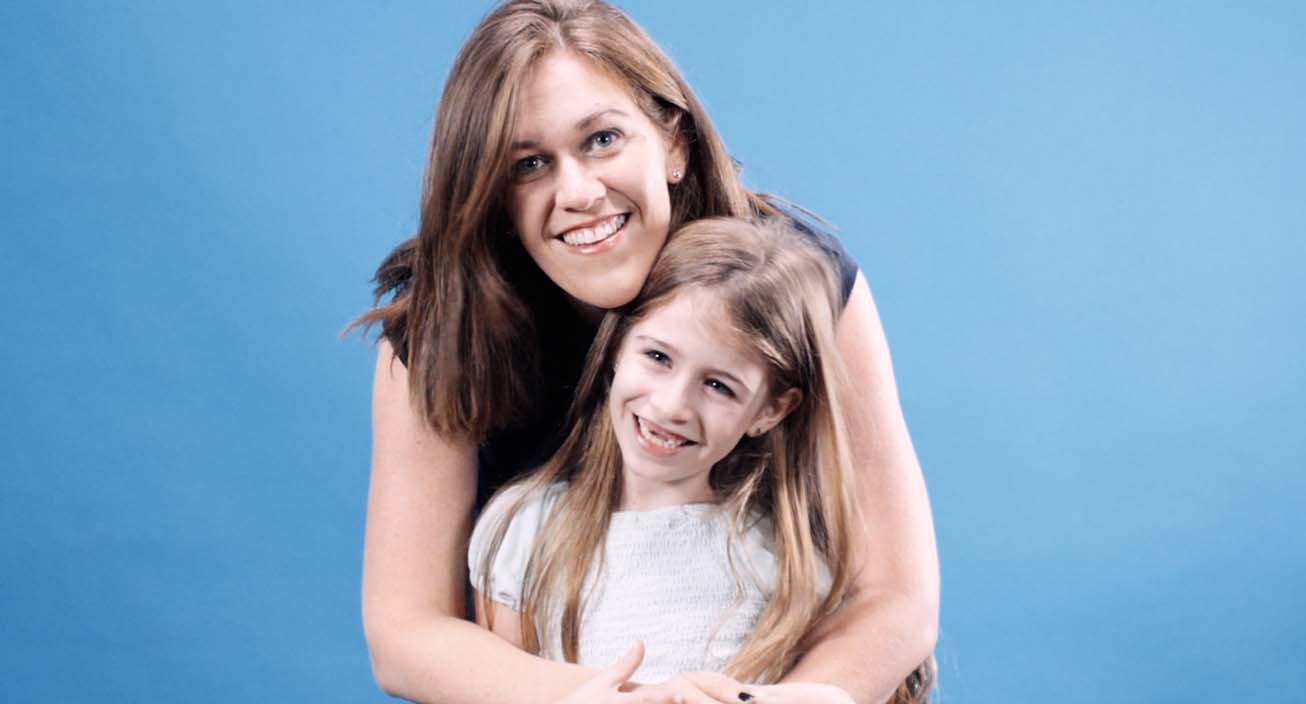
[
  {"x1": 638, "y1": 417, "x2": 687, "y2": 449},
  {"x1": 561, "y1": 214, "x2": 626, "y2": 246}
]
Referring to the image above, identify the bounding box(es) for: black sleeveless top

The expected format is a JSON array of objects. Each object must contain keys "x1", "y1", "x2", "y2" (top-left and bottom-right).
[{"x1": 388, "y1": 222, "x2": 859, "y2": 509}]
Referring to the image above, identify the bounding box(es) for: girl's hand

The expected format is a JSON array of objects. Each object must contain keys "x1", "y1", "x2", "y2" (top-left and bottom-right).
[
  {"x1": 554, "y1": 642, "x2": 646, "y2": 704},
  {"x1": 555, "y1": 643, "x2": 738, "y2": 704},
  {"x1": 734, "y1": 682, "x2": 856, "y2": 704},
  {"x1": 633, "y1": 670, "x2": 742, "y2": 704}
]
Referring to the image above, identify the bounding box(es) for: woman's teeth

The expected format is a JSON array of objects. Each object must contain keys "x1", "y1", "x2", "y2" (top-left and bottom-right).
[
  {"x1": 561, "y1": 214, "x2": 627, "y2": 246},
  {"x1": 637, "y1": 416, "x2": 689, "y2": 449}
]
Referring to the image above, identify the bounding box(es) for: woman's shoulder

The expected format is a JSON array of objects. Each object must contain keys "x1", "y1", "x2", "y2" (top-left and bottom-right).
[{"x1": 769, "y1": 211, "x2": 860, "y2": 306}]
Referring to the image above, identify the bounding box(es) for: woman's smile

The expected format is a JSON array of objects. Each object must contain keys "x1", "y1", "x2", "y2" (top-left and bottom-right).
[{"x1": 553, "y1": 210, "x2": 629, "y2": 252}]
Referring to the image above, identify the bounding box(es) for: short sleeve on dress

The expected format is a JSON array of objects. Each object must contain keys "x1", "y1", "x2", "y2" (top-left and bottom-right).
[
  {"x1": 467, "y1": 481, "x2": 564, "y2": 611},
  {"x1": 786, "y1": 216, "x2": 860, "y2": 307}
]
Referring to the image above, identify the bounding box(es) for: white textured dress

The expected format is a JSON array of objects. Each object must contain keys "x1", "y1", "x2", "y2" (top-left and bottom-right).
[{"x1": 467, "y1": 482, "x2": 830, "y2": 683}]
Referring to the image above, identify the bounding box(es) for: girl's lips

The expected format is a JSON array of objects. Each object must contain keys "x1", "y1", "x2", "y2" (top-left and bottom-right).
[{"x1": 633, "y1": 414, "x2": 694, "y2": 458}]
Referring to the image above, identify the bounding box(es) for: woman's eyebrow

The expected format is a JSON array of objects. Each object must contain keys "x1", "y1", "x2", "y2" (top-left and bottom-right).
[
  {"x1": 509, "y1": 109, "x2": 628, "y2": 151},
  {"x1": 576, "y1": 108, "x2": 629, "y2": 132}
]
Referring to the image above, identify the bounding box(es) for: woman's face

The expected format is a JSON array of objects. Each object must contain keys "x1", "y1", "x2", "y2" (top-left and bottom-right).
[{"x1": 505, "y1": 51, "x2": 685, "y2": 313}]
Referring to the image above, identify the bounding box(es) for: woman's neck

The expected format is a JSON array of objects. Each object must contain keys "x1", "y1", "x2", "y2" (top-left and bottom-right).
[{"x1": 565, "y1": 293, "x2": 606, "y2": 325}]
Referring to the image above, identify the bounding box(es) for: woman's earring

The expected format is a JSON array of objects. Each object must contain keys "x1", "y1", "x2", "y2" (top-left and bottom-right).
[{"x1": 671, "y1": 168, "x2": 682, "y2": 183}]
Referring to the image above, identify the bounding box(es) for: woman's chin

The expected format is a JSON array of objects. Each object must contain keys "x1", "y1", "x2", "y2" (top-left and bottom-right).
[{"x1": 567, "y1": 281, "x2": 644, "y2": 313}]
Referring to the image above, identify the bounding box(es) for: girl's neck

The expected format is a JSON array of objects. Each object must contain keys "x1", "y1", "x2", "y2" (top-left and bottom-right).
[{"x1": 617, "y1": 473, "x2": 716, "y2": 512}]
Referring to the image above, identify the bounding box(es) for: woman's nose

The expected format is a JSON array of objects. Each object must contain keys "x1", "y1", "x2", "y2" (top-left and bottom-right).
[{"x1": 554, "y1": 157, "x2": 605, "y2": 211}]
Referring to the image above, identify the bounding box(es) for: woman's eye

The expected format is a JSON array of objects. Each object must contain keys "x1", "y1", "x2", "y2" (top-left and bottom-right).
[
  {"x1": 512, "y1": 155, "x2": 546, "y2": 178},
  {"x1": 643, "y1": 349, "x2": 669, "y2": 365},
  {"x1": 588, "y1": 129, "x2": 621, "y2": 151},
  {"x1": 705, "y1": 378, "x2": 736, "y2": 398}
]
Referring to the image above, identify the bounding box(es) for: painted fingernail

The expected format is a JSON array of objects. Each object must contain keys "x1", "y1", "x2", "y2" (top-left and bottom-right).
[{"x1": 738, "y1": 694, "x2": 753, "y2": 702}]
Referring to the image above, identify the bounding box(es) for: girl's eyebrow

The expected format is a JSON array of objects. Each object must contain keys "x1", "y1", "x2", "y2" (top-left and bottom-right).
[
  {"x1": 633, "y1": 334, "x2": 751, "y2": 392},
  {"x1": 510, "y1": 109, "x2": 630, "y2": 150}
]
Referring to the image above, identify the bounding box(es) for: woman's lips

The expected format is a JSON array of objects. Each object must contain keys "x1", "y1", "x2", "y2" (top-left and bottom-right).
[{"x1": 557, "y1": 213, "x2": 629, "y2": 252}]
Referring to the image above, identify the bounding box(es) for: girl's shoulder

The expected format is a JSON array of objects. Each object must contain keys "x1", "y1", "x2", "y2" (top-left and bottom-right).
[
  {"x1": 467, "y1": 480, "x2": 567, "y2": 608},
  {"x1": 473, "y1": 480, "x2": 566, "y2": 543},
  {"x1": 731, "y1": 509, "x2": 835, "y2": 599}
]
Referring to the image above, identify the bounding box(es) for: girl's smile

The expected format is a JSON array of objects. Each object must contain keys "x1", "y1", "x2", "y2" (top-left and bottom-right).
[{"x1": 633, "y1": 413, "x2": 696, "y2": 455}]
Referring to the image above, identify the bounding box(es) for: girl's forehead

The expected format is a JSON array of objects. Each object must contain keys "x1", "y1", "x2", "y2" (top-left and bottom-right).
[{"x1": 629, "y1": 289, "x2": 764, "y2": 368}]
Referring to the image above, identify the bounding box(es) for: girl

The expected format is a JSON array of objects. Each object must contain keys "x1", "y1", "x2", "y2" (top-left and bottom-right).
[
  {"x1": 468, "y1": 218, "x2": 934, "y2": 704},
  {"x1": 357, "y1": 1, "x2": 939, "y2": 702}
]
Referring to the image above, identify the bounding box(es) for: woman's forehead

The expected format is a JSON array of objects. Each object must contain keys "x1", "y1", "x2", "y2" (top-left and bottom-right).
[{"x1": 512, "y1": 52, "x2": 645, "y2": 142}]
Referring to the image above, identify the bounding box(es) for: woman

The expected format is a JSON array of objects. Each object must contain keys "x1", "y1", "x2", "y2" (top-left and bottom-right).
[{"x1": 356, "y1": 2, "x2": 938, "y2": 703}]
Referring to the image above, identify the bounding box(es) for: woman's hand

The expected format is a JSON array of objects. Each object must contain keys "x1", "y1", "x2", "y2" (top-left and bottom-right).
[
  {"x1": 674, "y1": 675, "x2": 857, "y2": 704},
  {"x1": 735, "y1": 682, "x2": 856, "y2": 704},
  {"x1": 555, "y1": 643, "x2": 739, "y2": 704}
]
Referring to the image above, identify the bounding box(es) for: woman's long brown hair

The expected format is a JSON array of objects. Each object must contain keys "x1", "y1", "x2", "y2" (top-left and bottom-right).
[{"x1": 349, "y1": 0, "x2": 775, "y2": 440}]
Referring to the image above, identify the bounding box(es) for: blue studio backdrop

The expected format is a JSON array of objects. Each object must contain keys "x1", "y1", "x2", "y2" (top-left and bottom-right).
[{"x1": 2, "y1": 2, "x2": 1302, "y2": 702}]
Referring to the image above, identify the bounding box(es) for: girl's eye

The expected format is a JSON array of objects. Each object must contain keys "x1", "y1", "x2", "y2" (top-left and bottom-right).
[
  {"x1": 705, "y1": 378, "x2": 736, "y2": 398},
  {"x1": 643, "y1": 349, "x2": 670, "y2": 365},
  {"x1": 511, "y1": 155, "x2": 546, "y2": 178},
  {"x1": 587, "y1": 129, "x2": 621, "y2": 151}
]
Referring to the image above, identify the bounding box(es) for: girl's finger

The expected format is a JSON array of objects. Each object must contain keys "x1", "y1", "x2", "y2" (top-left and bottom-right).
[
  {"x1": 680, "y1": 672, "x2": 747, "y2": 703},
  {"x1": 602, "y1": 640, "x2": 646, "y2": 687}
]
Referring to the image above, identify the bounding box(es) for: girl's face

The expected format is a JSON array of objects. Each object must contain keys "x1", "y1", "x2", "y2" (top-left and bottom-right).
[
  {"x1": 607, "y1": 289, "x2": 798, "y2": 510},
  {"x1": 505, "y1": 51, "x2": 686, "y2": 314}
]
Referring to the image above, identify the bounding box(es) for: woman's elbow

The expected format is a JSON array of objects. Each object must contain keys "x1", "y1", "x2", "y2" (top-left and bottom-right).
[
  {"x1": 362, "y1": 616, "x2": 408, "y2": 697},
  {"x1": 908, "y1": 597, "x2": 939, "y2": 662},
  {"x1": 859, "y1": 586, "x2": 937, "y2": 664}
]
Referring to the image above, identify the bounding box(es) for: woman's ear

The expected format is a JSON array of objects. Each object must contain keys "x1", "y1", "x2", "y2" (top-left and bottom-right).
[
  {"x1": 747, "y1": 388, "x2": 802, "y2": 437},
  {"x1": 666, "y1": 131, "x2": 689, "y2": 184}
]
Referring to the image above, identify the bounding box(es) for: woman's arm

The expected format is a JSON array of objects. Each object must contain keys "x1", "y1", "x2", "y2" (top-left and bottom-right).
[
  {"x1": 363, "y1": 340, "x2": 739, "y2": 704},
  {"x1": 362, "y1": 339, "x2": 594, "y2": 704},
  {"x1": 780, "y1": 273, "x2": 940, "y2": 704},
  {"x1": 474, "y1": 591, "x2": 526, "y2": 648}
]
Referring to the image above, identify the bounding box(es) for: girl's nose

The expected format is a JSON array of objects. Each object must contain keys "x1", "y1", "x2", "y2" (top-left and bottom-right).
[
  {"x1": 555, "y1": 157, "x2": 605, "y2": 211},
  {"x1": 648, "y1": 376, "x2": 694, "y2": 425}
]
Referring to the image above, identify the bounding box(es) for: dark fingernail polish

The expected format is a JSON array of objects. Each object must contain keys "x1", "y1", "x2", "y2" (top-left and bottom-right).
[{"x1": 738, "y1": 694, "x2": 753, "y2": 702}]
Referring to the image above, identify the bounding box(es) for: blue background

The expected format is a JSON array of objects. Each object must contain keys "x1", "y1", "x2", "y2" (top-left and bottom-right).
[{"x1": 2, "y1": 1, "x2": 1302, "y2": 702}]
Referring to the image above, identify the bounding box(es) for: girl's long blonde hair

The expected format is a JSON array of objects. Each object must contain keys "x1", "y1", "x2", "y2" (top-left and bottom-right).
[{"x1": 478, "y1": 218, "x2": 858, "y2": 683}]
